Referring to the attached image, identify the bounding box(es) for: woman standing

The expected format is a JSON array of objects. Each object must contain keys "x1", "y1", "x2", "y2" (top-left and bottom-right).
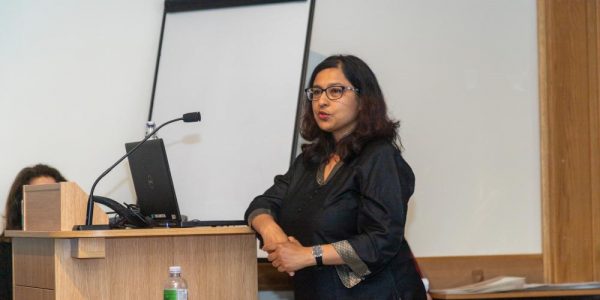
[{"x1": 245, "y1": 55, "x2": 426, "y2": 299}]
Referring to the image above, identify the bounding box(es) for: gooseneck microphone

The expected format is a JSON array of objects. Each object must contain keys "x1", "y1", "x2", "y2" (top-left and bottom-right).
[
  {"x1": 78, "y1": 112, "x2": 201, "y2": 230},
  {"x1": 182, "y1": 112, "x2": 201, "y2": 123}
]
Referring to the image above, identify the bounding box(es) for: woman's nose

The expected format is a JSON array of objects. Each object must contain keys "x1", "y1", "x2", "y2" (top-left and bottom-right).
[{"x1": 317, "y1": 94, "x2": 329, "y2": 106}]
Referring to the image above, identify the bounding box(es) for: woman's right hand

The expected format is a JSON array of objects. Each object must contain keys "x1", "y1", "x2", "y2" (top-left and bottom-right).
[
  {"x1": 251, "y1": 214, "x2": 295, "y2": 276},
  {"x1": 251, "y1": 214, "x2": 288, "y2": 252}
]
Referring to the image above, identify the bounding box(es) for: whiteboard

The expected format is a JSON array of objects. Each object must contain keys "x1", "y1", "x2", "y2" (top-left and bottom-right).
[
  {"x1": 151, "y1": 1, "x2": 311, "y2": 221},
  {"x1": 305, "y1": 0, "x2": 540, "y2": 256}
]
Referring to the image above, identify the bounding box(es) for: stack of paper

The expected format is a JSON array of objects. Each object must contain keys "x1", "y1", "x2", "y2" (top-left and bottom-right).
[
  {"x1": 524, "y1": 282, "x2": 600, "y2": 291},
  {"x1": 430, "y1": 276, "x2": 526, "y2": 294}
]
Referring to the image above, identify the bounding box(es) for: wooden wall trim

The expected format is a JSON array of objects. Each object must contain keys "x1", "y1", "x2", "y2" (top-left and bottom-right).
[
  {"x1": 538, "y1": 0, "x2": 600, "y2": 283},
  {"x1": 257, "y1": 254, "x2": 543, "y2": 291},
  {"x1": 416, "y1": 255, "x2": 543, "y2": 290},
  {"x1": 537, "y1": 0, "x2": 553, "y2": 284},
  {"x1": 592, "y1": 0, "x2": 600, "y2": 281}
]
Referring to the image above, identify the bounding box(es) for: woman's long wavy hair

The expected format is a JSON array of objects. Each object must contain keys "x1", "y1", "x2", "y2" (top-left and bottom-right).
[
  {"x1": 3, "y1": 164, "x2": 66, "y2": 232},
  {"x1": 300, "y1": 55, "x2": 400, "y2": 164}
]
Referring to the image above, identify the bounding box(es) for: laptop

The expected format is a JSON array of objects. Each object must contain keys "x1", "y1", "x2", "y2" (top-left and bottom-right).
[{"x1": 125, "y1": 138, "x2": 245, "y2": 227}]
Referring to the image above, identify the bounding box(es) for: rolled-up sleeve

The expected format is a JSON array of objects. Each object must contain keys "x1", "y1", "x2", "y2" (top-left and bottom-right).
[
  {"x1": 246, "y1": 208, "x2": 273, "y2": 227},
  {"x1": 332, "y1": 240, "x2": 371, "y2": 287},
  {"x1": 342, "y1": 143, "x2": 414, "y2": 281},
  {"x1": 244, "y1": 155, "x2": 302, "y2": 226}
]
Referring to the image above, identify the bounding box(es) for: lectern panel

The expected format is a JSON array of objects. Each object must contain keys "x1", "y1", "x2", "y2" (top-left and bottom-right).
[
  {"x1": 13, "y1": 238, "x2": 55, "y2": 290},
  {"x1": 104, "y1": 237, "x2": 171, "y2": 299},
  {"x1": 23, "y1": 185, "x2": 62, "y2": 231},
  {"x1": 9, "y1": 227, "x2": 257, "y2": 299},
  {"x1": 14, "y1": 286, "x2": 54, "y2": 300},
  {"x1": 174, "y1": 234, "x2": 258, "y2": 300}
]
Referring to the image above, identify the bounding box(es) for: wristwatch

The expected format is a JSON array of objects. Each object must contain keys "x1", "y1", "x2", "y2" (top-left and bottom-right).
[{"x1": 312, "y1": 244, "x2": 323, "y2": 266}]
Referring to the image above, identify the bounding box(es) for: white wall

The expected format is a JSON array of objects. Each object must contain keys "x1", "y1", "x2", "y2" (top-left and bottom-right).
[
  {"x1": 0, "y1": 0, "x2": 540, "y2": 259},
  {"x1": 308, "y1": 0, "x2": 540, "y2": 256},
  {"x1": 0, "y1": 0, "x2": 164, "y2": 231}
]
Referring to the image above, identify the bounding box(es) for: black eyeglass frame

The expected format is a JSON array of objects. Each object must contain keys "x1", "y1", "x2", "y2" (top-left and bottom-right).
[{"x1": 304, "y1": 86, "x2": 360, "y2": 101}]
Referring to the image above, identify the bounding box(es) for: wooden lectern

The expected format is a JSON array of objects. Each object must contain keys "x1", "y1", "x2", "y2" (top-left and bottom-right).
[{"x1": 5, "y1": 182, "x2": 257, "y2": 300}]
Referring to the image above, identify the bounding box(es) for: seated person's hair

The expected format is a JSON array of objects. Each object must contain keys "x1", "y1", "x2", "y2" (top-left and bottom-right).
[{"x1": 3, "y1": 164, "x2": 66, "y2": 231}]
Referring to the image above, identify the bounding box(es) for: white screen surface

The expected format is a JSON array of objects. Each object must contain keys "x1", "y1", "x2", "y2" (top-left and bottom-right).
[{"x1": 151, "y1": 2, "x2": 310, "y2": 221}]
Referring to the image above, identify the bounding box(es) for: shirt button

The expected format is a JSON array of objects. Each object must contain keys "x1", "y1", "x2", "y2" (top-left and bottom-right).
[{"x1": 297, "y1": 208, "x2": 302, "y2": 212}]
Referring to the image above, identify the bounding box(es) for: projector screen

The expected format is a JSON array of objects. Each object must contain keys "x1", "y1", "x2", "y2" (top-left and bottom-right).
[{"x1": 151, "y1": 1, "x2": 311, "y2": 221}]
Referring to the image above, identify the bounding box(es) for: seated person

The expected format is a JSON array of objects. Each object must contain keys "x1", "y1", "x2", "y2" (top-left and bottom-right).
[
  {"x1": 3, "y1": 164, "x2": 67, "y2": 231},
  {"x1": 1, "y1": 164, "x2": 66, "y2": 299}
]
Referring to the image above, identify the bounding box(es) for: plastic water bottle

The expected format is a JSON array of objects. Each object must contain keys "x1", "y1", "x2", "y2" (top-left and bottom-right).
[{"x1": 163, "y1": 266, "x2": 188, "y2": 300}]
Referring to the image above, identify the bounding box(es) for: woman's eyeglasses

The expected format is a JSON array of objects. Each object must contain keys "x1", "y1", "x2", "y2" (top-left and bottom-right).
[{"x1": 305, "y1": 86, "x2": 359, "y2": 101}]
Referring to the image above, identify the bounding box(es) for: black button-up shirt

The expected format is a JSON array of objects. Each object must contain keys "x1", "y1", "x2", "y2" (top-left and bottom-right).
[{"x1": 246, "y1": 140, "x2": 426, "y2": 300}]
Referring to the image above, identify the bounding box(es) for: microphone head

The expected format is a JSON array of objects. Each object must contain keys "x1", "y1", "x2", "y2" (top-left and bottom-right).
[{"x1": 183, "y1": 112, "x2": 201, "y2": 123}]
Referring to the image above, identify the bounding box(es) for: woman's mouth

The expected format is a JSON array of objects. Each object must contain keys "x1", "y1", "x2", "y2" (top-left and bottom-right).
[{"x1": 317, "y1": 112, "x2": 331, "y2": 120}]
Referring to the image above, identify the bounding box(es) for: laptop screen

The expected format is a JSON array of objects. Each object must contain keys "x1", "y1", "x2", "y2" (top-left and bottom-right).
[{"x1": 125, "y1": 138, "x2": 181, "y2": 226}]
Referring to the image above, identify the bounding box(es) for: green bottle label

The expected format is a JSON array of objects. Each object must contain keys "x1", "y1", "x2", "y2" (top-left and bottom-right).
[{"x1": 164, "y1": 288, "x2": 188, "y2": 300}]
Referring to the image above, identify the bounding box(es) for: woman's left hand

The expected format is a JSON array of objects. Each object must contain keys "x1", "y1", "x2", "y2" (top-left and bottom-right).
[{"x1": 264, "y1": 236, "x2": 313, "y2": 275}]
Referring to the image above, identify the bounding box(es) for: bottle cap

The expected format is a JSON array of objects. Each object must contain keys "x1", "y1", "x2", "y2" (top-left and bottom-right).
[{"x1": 169, "y1": 266, "x2": 181, "y2": 273}]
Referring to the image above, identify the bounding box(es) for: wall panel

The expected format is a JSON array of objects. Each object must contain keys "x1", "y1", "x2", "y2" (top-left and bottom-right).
[{"x1": 539, "y1": 0, "x2": 600, "y2": 282}]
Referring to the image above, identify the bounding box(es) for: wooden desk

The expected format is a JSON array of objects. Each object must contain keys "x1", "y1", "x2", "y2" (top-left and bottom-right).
[
  {"x1": 6, "y1": 227, "x2": 257, "y2": 300},
  {"x1": 431, "y1": 288, "x2": 600, "y2": 299}
]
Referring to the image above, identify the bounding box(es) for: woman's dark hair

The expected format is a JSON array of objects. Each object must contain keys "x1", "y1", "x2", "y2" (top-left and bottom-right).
[
  {"x1": 3, "y1": 164, "x2": 66, "y2": 231},
  {"x1": 300, "y1": 54, "x2": 400, "y2": 164}
]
